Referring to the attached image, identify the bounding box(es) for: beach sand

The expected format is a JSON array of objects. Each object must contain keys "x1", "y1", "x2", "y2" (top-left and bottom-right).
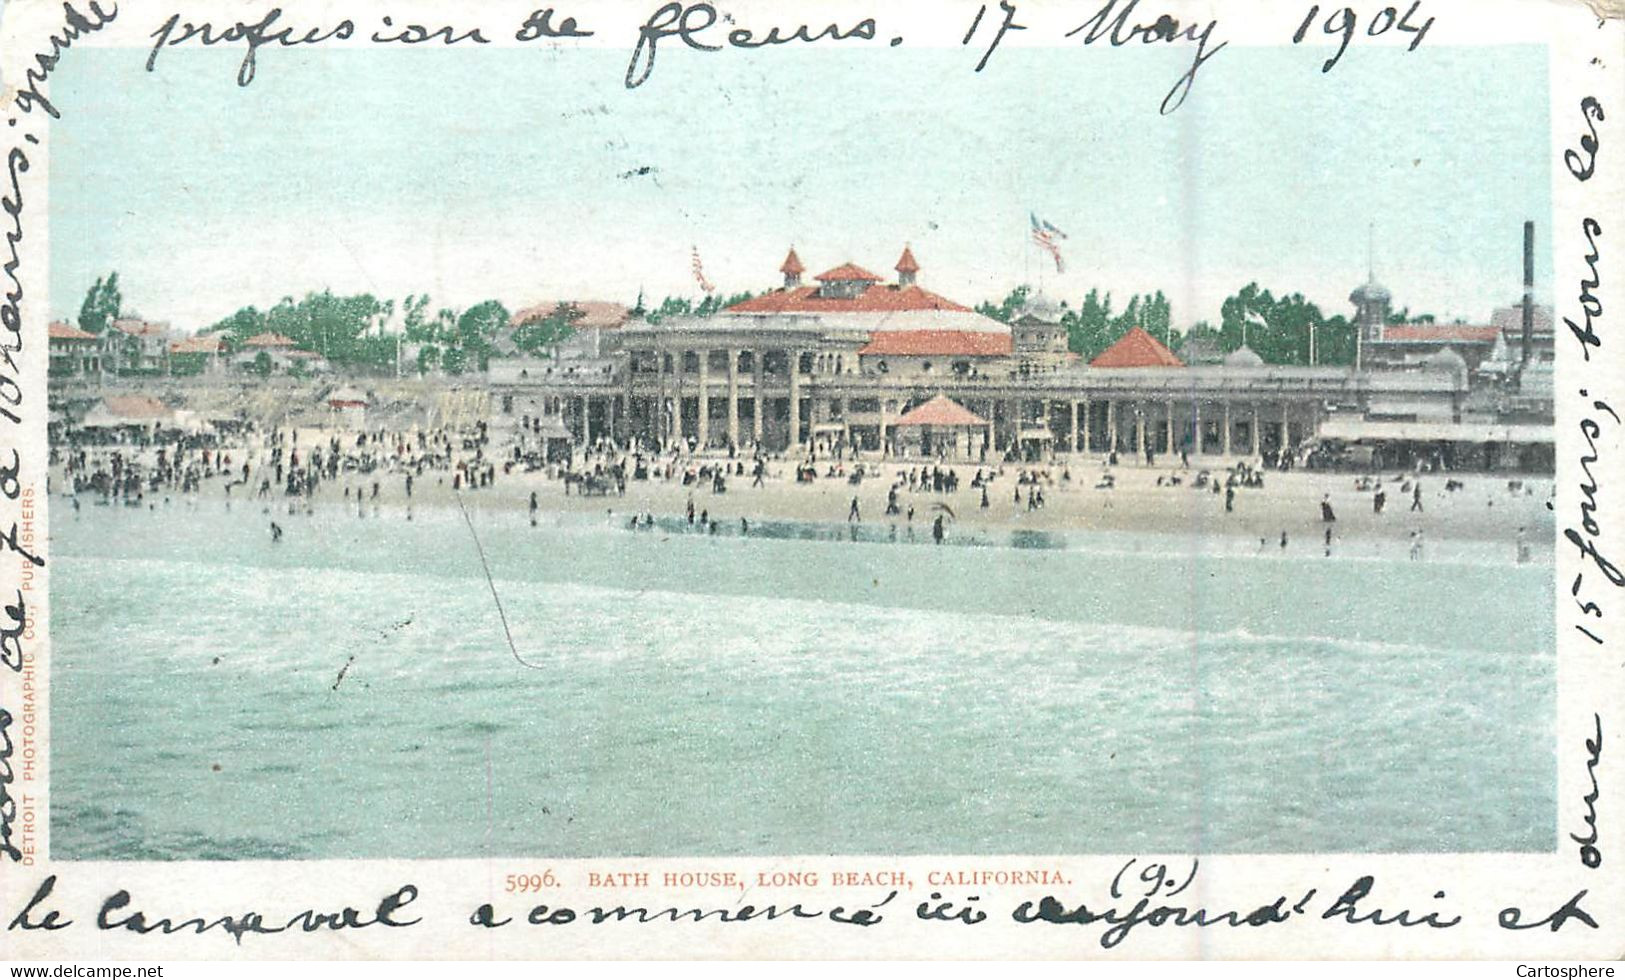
[{"x1": 56, "y1": 425, "x2": 1554, "y2": 557}]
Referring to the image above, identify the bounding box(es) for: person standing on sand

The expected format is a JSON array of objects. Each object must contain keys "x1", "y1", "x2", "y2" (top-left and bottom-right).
[
  {"x1": 1320, "y1": 494, "x2": 1336, "y2": 523},
  {"x1": 1411, "y1": 482, "x2": 1423, "y2": 512},
  {"x1": 1410, "y1": 530, "x2": 1425, "y2": 561},
  {"x1": 687, "y1": 498, "x2": 695, "y2": 525},
  {"x1": 848, "y1": 496, "x2": 861, "y2": 522},
  {"x1": 1225, "y1": 485, "x2": 1235, "y2": 513},
  {"x1": 1280, "y1": 530, "x2": 1288, "y2": 550},
  {"x1": 932, "y1": 515, "x2": 945, "y2": 544},
  {"x1": 529, "y1": 491, "x2": 539, "y2": 526},
  {"x1": 1374, "y1": 487, "x2": 1385, "y2": 514},
  {"x1": 981, "y1": 485, "x2": 990, "y2": 509}
]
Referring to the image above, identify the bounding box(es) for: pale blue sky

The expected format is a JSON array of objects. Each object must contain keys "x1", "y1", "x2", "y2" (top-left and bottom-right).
[{"x1": 49, "y1": 43, "x2": 1550, "y2": 330}]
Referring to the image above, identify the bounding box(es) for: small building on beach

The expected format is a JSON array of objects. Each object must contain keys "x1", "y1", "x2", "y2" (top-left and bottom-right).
[{"x1": 888, "y1": 394, "x2": 992, "y2": 460}]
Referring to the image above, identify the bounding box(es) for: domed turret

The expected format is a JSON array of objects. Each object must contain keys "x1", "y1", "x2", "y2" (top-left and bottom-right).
[
  {"x1": 1349, "y1": 279, "x2": 1391, "y2": 306},
  {"x1": 1223, "y1": 344, "x2": 1265, "y2": 367},
  {"x1": 1012, "y1": 293, "x2": 1065, "y2": 324},
  {"x1": 1350, "y1": 275, "x2": 1392, "y2": 346},
  {"x1": 1012, "y1": 292, "x2": 1068, "y2": 357},
  {"x1": 1422, "y1": 346, "x2": 1467, "y2": 374}
]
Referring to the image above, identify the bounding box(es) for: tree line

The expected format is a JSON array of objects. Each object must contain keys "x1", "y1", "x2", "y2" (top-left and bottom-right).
[
  {"x1": 976, "y1": 281, "x2": 1428, "y2": 367},
  {"x1": 77, "y1": 270, "x2": 1439, "y2": 375}
]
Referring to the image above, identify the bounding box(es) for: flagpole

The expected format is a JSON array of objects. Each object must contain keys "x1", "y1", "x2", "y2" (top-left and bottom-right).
[{"x1": 1023, "y1": 221, "x2": 1031, "y2": 291}]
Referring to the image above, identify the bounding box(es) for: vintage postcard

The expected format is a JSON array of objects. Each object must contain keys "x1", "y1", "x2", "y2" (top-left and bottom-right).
[{"x1": 0, "y1": 0, "x2": 1620, "y2": 961}]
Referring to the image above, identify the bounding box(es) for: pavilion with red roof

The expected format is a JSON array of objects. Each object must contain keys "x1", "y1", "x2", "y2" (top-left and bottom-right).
[
  {"x1": 1089, "y1": 327, "x2": 1185, "y2": 368},
  {"x1": 889, "y1": 394, "x2": 991, "y2": 459}
]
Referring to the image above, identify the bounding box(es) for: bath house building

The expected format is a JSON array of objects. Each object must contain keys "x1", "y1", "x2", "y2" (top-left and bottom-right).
[{"x1": 489, "y1": 247, "x2": 1544, "y2": 467}]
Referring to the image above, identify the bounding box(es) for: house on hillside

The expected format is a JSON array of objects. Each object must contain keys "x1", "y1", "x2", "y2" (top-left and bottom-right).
[
  {"x1": 169, "y1": 334, "x2": 227, "y2": 376},
  {"x1": 106, "y1": 318, "x2": 173, "y2": 374},
  {"x1": 234, "y1": 332, "x2": 330, "y2": 375},
  {"x1": 48, "y1": 321, "x2": 106, "y2": 377}
]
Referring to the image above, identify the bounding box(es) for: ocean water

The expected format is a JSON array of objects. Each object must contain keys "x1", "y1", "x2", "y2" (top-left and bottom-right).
[{"x1": 49, "y1": 500, "x2": 1555, "y2": 859}]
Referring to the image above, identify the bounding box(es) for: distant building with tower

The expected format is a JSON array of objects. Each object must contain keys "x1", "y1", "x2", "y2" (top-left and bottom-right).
[{"x1": 491, "y1": 241, "x2": 1550, "y2": 470}]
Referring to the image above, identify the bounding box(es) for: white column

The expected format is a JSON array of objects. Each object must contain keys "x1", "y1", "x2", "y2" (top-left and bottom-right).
[
  {"x1": 1222, "y1": 401, "x2": 1233, "y2": 455},
  {"x1": 697, "y1": 349, "x2": 710, "y2": 449},
  {"x1": 727, "y1": 348, "x2": 739, "y2": 448},
  {"x1": 788, "y1": 349, "x2": 802, "y2": 452},
  {"x1": 751, "y1": 350, "x2": 764, "y2": 446},
  {"x1": 655, "y1": 352, "x2": 667, "y2": 448}
]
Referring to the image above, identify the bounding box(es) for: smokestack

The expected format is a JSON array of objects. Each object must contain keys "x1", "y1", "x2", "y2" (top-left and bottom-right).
[{"x1": 1521, "y1": 220, "x2": 1534, "y2": 371}]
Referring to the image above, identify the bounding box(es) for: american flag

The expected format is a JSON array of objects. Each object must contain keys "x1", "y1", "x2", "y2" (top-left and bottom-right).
[
  {"x1": 690, "y1": 245, "x2": 716, "y2": 293},
  {"x1": 1030, "y1": 212, "x2": 1067, "y2": 273}
]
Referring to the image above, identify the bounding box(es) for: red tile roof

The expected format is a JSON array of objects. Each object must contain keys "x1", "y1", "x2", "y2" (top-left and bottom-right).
[
  {"x1": 110, "y1": 318, "x2": 168, "y2": 337},
  {"x1": 169, "y1": 336, "x2": 224, "y2": 354},
  {"x1": 814, "y1": 262, "x2": 882, "y2": 282},
  {"x1": 1380, "y1": 324, "x2": 1500, "y2": 343},
  {"x1": 1089, "y1": 327, "x2": 1184, "y2": 368},
  {"x1": 728, "y1": 284, "x2": 973, "y2": 315},
  {"x1": 895, "y1": 246, "x2": 919, "y2": 274},
  {"x1": 858, "y1": 329, "x2": 1012, "y2": 357},
  {"x1": 509, "y1": 300, "x2": 630, "y2": 330},
  {"x1": 780, "y1": 248, "x2": 805, "y2": 276},
  {"x1": 48, "y1": 321, "x2": 96, "y2": 341},
  {"x1": 893, "y1": 395, "x2": 989, "y2": 428},
  {"x1": 242, "y1": 332, "x2": 297, "y2": 348}
]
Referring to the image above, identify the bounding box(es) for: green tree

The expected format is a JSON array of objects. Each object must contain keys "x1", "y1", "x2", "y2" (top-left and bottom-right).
[
  {"x1": 1387, "y1": 306, "x2": 1436, "y2": 325},
  {"x1": 975, "y1": 285, "x2": 1031, "y2": 324},
  {"x1": 252, "y1": 351, "x2": 272, "y2": 378},
  {"x1": 512, "y1": 303, "x2": 580, "y2": 354},
  {"x1": 416, "y1": 344, "x2": 441, "y2": 374},
  {"x1": 402, "y1": 294, "x2": 435, "y2": 342},
  {"x1": 441, "y1": 344, "x2": 468, "y2": 375},
  {"x1": 76, "y1": 272, "x2": 122, "y2": 335},
  {"x1": 1218, "y1": 283, "x2": 1354, "y2": 366},
  {"x1": 456, "y1": 299, "x2": 509, "y2": 371},
  {"x1": 209, "y1": 290, "x2": 386, "y2": 368},
  {"x1": 645, "y1": 296, "x2": 693, "y2": 324},
  {"x1": 1172, "y1": 319, "x2": 1221, "y2": 355},
  {"x1": 1139, "y1": 290, "x2": 1173, "y2": 344},
  {"x1": 1062, "y1": 287, "x2": 1115, "y2": 358}
]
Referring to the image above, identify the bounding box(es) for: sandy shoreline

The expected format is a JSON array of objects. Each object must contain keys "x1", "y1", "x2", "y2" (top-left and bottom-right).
[{"x1": 53, "y1": 433, "x2": 1557, "y2": 556}]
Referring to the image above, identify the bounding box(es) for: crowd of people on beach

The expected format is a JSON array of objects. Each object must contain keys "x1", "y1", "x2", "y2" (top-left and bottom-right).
[{"x1": 50, "y1": 416, "x2": 1551, "y2": 563}]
